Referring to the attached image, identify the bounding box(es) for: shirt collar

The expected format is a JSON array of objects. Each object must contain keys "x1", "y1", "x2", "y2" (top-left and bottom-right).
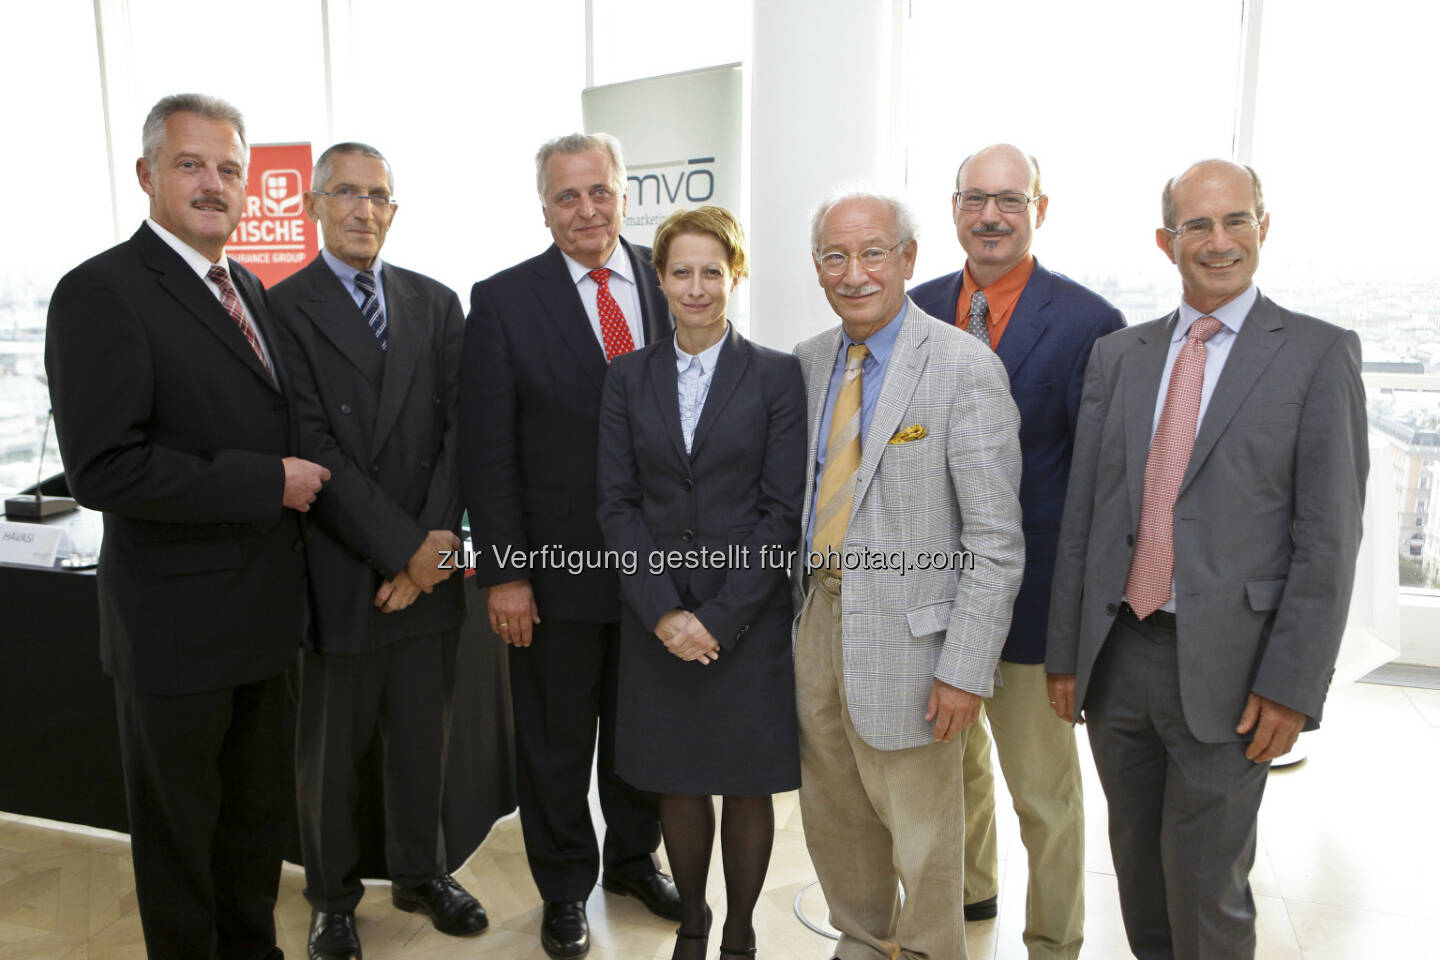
[
  {"x1": 145, "y1": 217, "x2": 225, "y2": 280},
  {"x1": 962, "y1": 253, "x2": 1035, "y2": 296},
  {"x1": 1175, "y1": 283, "x2": 1258, "y2": 342},
  {"x1": 675, "y1": 324, "x2": 728, "y2": 374},
  {"x1": 321, "y1": 245, "x2": 383, "y2": 286},
  {"x1": 842, "y1": 300, "x2": 907, "y2": 368},
  {"x1": 562, "y1": 241, "x2": 634, "y2": 287}
]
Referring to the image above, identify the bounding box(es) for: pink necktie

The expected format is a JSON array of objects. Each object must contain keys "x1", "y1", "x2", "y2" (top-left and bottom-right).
[
  {"x1": 589, "y1": 268, "x2": 636, "y2": 363},
  {"x1": 207, "y1": 265, "x2": 270, "y2": 373},
  {"x1": 1124, "y1": 315, "x2": 1224, "y2": 618}
]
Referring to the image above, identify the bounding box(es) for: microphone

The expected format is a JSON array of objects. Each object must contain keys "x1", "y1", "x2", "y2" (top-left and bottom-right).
[{"x1": 5, "y1": 409, "x2": 78, "y2": 520}]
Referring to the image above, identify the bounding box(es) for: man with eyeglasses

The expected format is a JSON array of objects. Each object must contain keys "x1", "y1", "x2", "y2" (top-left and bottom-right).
[
  {"x1": 459, "y1": 133, "x2": 679, "y2": 959},
  {"x1": 268, "y1": 142, "x2": 486, "y2": 959},
  {"x1": 910, "y1": 143, "x2": 1123, "y2": 960},
  {"x1": 793, "y1": 191, "x2": 1024, "y2": 960},
  {"x1": 1046, "y1": 159, "x2": 1368, "y2": 960}
]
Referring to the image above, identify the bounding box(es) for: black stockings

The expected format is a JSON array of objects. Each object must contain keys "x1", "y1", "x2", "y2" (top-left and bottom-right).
[{"x1": 659, "y1": 793, "x2": 774, "y2": 955}]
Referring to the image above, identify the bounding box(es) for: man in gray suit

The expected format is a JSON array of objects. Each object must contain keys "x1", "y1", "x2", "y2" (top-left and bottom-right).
[
  {"x1": 270, "y1": 143, "x2": 487, "y2": 960},
  {"x1": 1046, "y1": 159, "x2": 1368, "y2": 960},
  {"x1": 794, "y1": 191, "x2": 1025, "y2": 960}
]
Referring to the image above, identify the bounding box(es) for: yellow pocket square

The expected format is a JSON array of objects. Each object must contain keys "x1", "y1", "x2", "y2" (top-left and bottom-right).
[{"x1": 888, "y1": 424, "x2": 928, "y2": 444}]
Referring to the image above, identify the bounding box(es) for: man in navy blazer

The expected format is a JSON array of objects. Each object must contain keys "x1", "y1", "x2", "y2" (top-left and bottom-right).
[
  {"x1": 910, "y1": 144, "x2": 1123, "y2": 959},
  {"x1": 460, "y1": 133, "x2": 679, "y2": 959}
]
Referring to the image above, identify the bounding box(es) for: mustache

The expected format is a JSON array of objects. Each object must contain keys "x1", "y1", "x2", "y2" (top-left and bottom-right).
[
  {"x1": 971, "y1": 224, "x2": 1012, "y2": 237},
  {"x1": 836, "y1": 282, "x2": 882, "y2": 296},
  {"x1": 190, "y1": 196, "x2": 229, "y2": 211}
]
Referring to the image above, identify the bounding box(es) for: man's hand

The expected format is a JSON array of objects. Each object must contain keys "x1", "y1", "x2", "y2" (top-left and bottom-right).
[
  {"x1": 660, "y1": 611, "x2": 720, "y2": 665},
  {"x1": 924, "y1": 679, "x2": 982, "y2": 742},
  {"x1": 405, "y1": 529, "x2": 461, "y2": 591},
  {"x1": 282, "y1": 457, "x2": 330, "y2": 512},
  {"x1": 1047, "y1": 673, "x2": 1083, "y2": 724},
  {"x1": 374, "y1": 570, "x2": 421, "y2": 613},
  {"x1": 488, "y1": 579, "x2": 540, "y2": 647},
  {"x1": 1236, "y1": 693, "x2": 1306, "y2": 762}
]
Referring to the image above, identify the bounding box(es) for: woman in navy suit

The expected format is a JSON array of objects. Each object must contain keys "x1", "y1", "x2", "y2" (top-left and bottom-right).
[{"x1": 597, "y1": 207, "x2": 805, "y2": 960}]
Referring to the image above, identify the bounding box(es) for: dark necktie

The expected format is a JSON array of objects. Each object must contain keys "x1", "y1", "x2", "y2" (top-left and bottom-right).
[
  {"x1": 967, "y1": 289, "x2": 992, "y2": 348},
  {"x1": 354, "y1": 270, "x2": 388, "y2": 351},
  {"x1": 206, "y1": 265, "x2": 270, "y2": 373}
]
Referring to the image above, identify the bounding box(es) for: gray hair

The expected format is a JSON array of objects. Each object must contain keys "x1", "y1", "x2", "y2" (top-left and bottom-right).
[
  {"x1": 142, "y1": 93, "x2": 246, "y2": 167},
  {"x1": 313, "y1": 141, "x2": 394, "y2": 195},
  {"x1": 810, "y1": 189, "x2": 919, "y2": 255},
  {"x1": 535, "y1": 132, "x2": 626, "y2": 200},
  {"x1": 1162, "y1": 160, "x2": 1265, "y2": 229}
]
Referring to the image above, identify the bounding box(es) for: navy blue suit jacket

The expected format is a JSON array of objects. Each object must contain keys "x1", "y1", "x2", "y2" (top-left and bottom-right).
[{"x1": 911, "y1": 258, "x2": 1124, "y2": 663}]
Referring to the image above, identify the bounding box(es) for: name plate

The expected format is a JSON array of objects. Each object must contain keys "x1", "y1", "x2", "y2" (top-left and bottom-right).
[{"x1": 0, "y1": 521, "x2": 66, "y2": 568}]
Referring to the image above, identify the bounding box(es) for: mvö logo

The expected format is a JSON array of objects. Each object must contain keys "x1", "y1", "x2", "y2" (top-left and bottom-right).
[{"x1": 627, "y1": 157, "x2": 716, "y2": 210}]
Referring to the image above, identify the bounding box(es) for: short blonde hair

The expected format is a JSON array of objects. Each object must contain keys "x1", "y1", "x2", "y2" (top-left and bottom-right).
[{"x1": 651, "y1": 206, "x2": 749, "y2": 278}]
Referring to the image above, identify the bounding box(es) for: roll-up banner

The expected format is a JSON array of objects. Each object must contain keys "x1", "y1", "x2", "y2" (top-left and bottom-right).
[{"x1": 227, "y1": 142, "x2": 318, "y2": 287}]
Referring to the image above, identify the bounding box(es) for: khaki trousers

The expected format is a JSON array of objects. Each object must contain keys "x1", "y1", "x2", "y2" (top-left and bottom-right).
[
  {"x1": 796, "y1": 575, "x2": 968, "y2": 960},
  {"x1": 962, "y1": 661, "x2": 1085, "y2": 959}
]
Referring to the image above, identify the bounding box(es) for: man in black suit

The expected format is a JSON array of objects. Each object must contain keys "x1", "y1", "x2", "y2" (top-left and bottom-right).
[
  {"x1": 44, "y1": 93, "x2": 329, "y2": 960},
  {"x1": 269, "y1": 142, "x2": 486, "y2": 960},
  {"x1": 460, "y1": 132, "x2": 680, "y2": 958}
]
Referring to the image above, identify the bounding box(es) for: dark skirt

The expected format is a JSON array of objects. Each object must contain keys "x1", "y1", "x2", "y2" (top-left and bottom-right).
[{"x1": 614, "y1": 600, "x2": 801, "y2": 796}]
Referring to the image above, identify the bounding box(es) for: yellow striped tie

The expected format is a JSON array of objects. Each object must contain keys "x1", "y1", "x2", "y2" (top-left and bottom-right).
[{"x1": 813, "y1": 344, "x2": 868, "y2": 572}]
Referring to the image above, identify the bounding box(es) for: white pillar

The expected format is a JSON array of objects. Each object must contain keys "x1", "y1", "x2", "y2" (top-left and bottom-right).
[{"x1": 748, "y1": 0, "x2": 905, "y2": 351}]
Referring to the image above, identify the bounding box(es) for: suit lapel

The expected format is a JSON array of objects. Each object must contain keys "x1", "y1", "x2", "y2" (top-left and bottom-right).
[
  {"x1": 1124, "y1": 313, "x2": 1178, "y2": 527},
  {"x1": 229, "y1": 265, "x2": 282, "y2": 392},
  {"x1": 799, "y1": 327, "x2": 844, "y2": 543},
  {"x1": 688, "y1": 326, "x2": 748, "y2": 460},
  {"x1": 852, "y1": 304, "x2": 927, "y2": 507},
  {"x1": 645, "y1": 338, "x2": 689, "y2": 463},
  {"x1": 302, "y1": 258, "x2": 386, "y2": 390},
  {"x1": 135, "y1": 226, "x2": 277, "y2": 390},
  {"x1": 994, "y1": 261, "x2": 1052, "y2": 380},
  {"x1": 1178, "y1": 295, "x2": 1285, "y2": 494},
  {"x1": 532, "y1": 246, "x2": 608, "y2": 393},
  {"x1": 370, "y1": 266, "x2": 423, "y2": 457},
  {"x1": 624, "y1": 238, "x2": 672, "y2": 347}
]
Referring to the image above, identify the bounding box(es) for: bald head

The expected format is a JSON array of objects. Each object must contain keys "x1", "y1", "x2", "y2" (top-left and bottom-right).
[
  {"x1": 952, "y1": 143, "x2": 1048, "y2": 287},
  {"x1": 1162, "y1": 158, "x2": 1264, "y2": 230}
]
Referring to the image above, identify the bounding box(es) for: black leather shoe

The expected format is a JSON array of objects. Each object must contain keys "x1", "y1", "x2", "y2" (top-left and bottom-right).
[
  {"x1": 964, "y1": 894, "x2": 998, "y2": 921},
  {"x1": 601, "y1": 870, "x2": 683, "y2": 920},
  {"x1": 541, "y1": 900, "x2": 590, "y2": 958},
  {"x1": 308, "y1": 909, "x2": 361, "y2": 960},
  {"x1": 391, "y1": 875, "x2": 489, "y2": 936}
]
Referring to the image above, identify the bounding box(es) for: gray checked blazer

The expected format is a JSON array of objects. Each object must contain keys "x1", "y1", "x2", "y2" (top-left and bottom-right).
[{"x1": 793, "y1": 299, "x2": 1026, "y2": 751}]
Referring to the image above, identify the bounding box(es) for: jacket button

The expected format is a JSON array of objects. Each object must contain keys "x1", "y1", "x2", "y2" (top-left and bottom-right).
[
  {"x1": 340, "y1": 403, "x2": 352, "y2": 414},
  {"x1": 1126, "y1": 533, "x2": 1134, "y2": 547},
  {"x1": 433, "y1": 394, "x2": 442, "y2": 405},
  {"x1": 1105, "y1": 602, "x2": 1119, "y2": 616},
  {"x1": 420, "y1": 458, "x2": 431, "y2": 469},
  {"x1": 683, "y1": 477, "x2": 694, "y2": 490},
  {"x1": 370, "y1": 464, "x2": 379, "y2": 475},
  {"x1": 681, "y1": 530, "x2": 694, "y2": 543},
  {"x1": 292, "y1": 540, "x2": 304, "y2": 552}
]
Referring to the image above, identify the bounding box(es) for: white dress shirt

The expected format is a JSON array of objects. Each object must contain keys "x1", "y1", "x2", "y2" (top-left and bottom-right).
[
  {"x1": 561, "y1": 243, "x2": 645, "y2": 353},
  {"x1": 675, "y1": 327, "x2": 727, "y2": 454}
]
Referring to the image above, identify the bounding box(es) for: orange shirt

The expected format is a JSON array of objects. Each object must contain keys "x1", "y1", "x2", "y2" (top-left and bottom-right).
[{"x1": 955, "y1": 254, "x2": 1036, "y2": 348}]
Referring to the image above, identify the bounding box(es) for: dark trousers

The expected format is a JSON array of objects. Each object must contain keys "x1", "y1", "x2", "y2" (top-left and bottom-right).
[
  {"x1": 295, "y1": 631, "x2": 459, "y2": 910},
  {"x1": 113, "y1": 673, "x2": 290, "y2": 960},
  {"x1": 1085, "y1": 611, "x2": 1270, "y2": 960},
  {"x1": 507, "y1": 616, "x2": 661, "y2": 901}
]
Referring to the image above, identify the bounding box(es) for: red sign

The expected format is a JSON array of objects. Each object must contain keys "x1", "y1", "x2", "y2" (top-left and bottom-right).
[{"x1": 228, "y1": 142, "x2": 317, "y2": 286}]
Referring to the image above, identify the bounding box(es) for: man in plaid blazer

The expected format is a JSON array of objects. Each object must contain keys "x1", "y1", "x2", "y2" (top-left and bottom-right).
[{"x1": 792, "y1": 191, "x2": 1025, "y2": 960}]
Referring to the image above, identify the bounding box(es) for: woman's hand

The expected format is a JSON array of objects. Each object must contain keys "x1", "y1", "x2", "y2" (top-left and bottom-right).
[{"x1": 654, "y1": 608, "x2": 721, "y2": 664}]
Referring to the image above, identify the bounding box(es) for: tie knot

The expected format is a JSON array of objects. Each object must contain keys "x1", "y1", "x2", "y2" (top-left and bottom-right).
[
  {"x1": 589, "y1": 267, "x2": 611, "y2": 287},
  {"x1": 206, "y1": 265, "x2": 230, "y2": 287},
  {"x1": 355, "y1": 270, "x2": 376, "y2": 292},
  {"x1": 845, "y1": 343, "x2": 869, "y2": 372},
  {"x1": 970, "y1": 289, "x2": 988, "y2": 314},
  {"x1": 1188, "y1": 315, "x2": 1223, "y2": 343}
]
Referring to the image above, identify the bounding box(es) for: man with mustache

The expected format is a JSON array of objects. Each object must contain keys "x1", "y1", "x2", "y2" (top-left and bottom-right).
[
  {"x1": 1047, "y1": 159, "x2": 1367, "y2": 959},
  {"x1": 460, "y1": 133, "x2": 679, "y2": 958},
  {"x1": 45, "y1": 92, "x2": 329, "y2": 959},
  {"x1": 270, "y1": 142, "x2": 488, "y2": 959},
  {"x1": 910, "y1": 143, "x2": 1123, "y2": 960},
  {"x1": 794, "y1": 191, "x2": 1024, "y2": 960}
]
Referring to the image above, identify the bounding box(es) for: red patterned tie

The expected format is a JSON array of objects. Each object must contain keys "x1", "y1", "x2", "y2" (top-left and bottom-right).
[
  {"x1": 589, "y1": 267, "x2": 636, "y2": 362},
  {"x1": 207, "y1": 265, "x2": 271, "y2": 373},
  {"x1": 1124, "y1": 315, "x2": 1224, "y2": 618}
]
